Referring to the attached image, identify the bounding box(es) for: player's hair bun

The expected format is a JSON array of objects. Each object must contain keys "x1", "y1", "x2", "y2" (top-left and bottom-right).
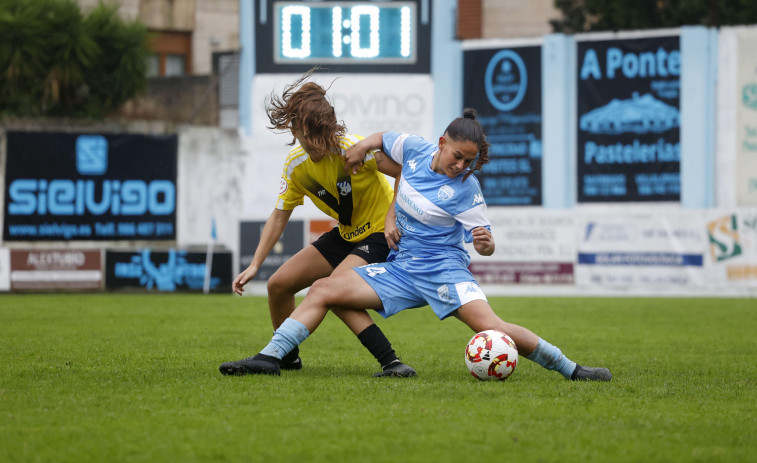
[{"x1": 463, "y1": 108, "x2": 477, "y2": 120}]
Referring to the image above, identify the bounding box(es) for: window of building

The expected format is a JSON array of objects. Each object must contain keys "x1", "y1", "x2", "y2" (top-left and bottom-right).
[{"x1": 147, "y1": 31, "x2": 192, "y2": 76}]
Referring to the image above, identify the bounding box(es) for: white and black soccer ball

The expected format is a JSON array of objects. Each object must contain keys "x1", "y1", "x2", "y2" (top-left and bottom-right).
[{"x1": 464, "y1": 330, "x2": 518, "y2": 381}]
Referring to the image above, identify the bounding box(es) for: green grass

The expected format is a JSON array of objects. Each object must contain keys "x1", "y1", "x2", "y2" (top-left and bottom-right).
[{"x1": 1, "y1": 294, "x2": 755, "y2": 463}]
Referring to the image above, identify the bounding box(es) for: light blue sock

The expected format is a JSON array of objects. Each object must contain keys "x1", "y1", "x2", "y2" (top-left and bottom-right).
[
  {"x1": 260, "y1": 318, "x2": 310, "y2": 360},
  {"x1": 526, "y1": 338, "x2": 577, "y2": 379}
]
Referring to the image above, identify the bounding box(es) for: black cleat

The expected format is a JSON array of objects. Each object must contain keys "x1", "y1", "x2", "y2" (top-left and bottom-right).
[
  {"x1": 571, "y1": 365, "x2": 612, "y2": 381},
  {"x1": 280, "y1": 347, "x2": 302, "y2": 371},
  {"x1": 219, "y1": 353, "x2": 281, "y2": 376},
  {"x1": 373, "y1": 360, "x2": 417, "y2": 378},
  {"x1": 280, "y1": 356, "x2": 302, "y2": 370}
]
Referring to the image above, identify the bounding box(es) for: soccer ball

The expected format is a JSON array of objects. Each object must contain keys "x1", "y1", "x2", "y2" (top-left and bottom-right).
[{"x1": 464, "y1": 330, "x2": 518, "y2": 381}]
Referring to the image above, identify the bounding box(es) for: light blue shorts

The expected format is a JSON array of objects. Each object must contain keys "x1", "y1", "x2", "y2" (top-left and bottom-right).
[{"x1": 353, "y1": 255, "x2": 488, "y2": 320}]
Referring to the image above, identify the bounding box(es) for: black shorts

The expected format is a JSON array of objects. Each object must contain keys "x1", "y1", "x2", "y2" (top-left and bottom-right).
[{"x1": 311, "y1": 227, "x2": 390, "y2": 268}]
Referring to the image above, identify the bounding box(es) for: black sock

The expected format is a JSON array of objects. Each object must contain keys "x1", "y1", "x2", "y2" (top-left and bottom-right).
[
  {"x1": 279, "y1": 342, "x2": 299, "y2": 363},
  {"x1": 357, "y1": 324, "x2": 398, "y2": 368}
]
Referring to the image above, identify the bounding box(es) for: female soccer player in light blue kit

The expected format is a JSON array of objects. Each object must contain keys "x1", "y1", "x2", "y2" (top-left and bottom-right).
[{"x1": 237, "y1": 109, "x2": 612, "y2": 381}]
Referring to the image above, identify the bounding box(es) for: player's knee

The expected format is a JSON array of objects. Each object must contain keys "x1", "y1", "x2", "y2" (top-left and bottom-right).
[
  {"x1": 308, "y1": 277, "x2": 340, "y2": 304},
  {"x1": 267, "y1": 271, "x2": 294, "y2": 297}
]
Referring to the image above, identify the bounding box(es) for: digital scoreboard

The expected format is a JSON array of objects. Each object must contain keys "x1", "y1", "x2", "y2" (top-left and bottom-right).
[{"x1": 255, "y1": 1, "x2": 431, "y2": 73}]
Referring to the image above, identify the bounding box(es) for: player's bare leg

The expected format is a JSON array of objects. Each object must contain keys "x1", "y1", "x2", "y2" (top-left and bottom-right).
[
  {"x1": 266, "y1": 245, "x2": 333, "y2": 328},
  {"x1": 454, "y1": 300, "x2": 611, "y2": 381},
  {"x1": 221, "y1": 265, "x2": 415, "y2": 377},
  {"x1": 454, "y1": 300, "x2": 539, "y2": 356}
]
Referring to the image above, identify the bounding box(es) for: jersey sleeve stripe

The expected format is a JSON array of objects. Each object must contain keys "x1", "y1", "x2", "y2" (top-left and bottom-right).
[{"x1": 388, "y1": 133, "x2": 410, "y2": 164}]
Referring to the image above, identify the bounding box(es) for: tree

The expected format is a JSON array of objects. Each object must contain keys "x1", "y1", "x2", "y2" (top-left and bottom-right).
[
  {"x1": 551, "y1": 0, "x2": 757, "y2": 33},
  {"x1": 0, "y1": 0, "x2": 149, "y2": 117}
]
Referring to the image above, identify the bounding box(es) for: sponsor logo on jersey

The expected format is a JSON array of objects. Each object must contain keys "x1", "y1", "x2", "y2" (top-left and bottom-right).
[
  {"x1": 343, "y1": 221, "x2": 371, "y2": 240},
  {"x1": 279, "y1": 178, "x2": 288, "y2": 195},
  {"x1": 464, "y1": 283, "x2": 479, "y2": 294},
  {"x1": 408, "y1": 159, "x2": 418, "y2": 171},
  {"x1": 317, "y1": 189, "x2": 327, "y2": 197},
  {"x1": 395, "y1": 211, "x2": 417, "y2": 232},
  {"x1": 399, "y1": 190, "x2": 424, "y2": 217},
  {"x1": 438, "y1": 185, "x2": 455, "y2": 201},
  {"x1": 337, "y1": 181, "x2": 352, "y2": 196},
  {"x1": 473, "y1": 194, "x2": 484, "y2": 205}
]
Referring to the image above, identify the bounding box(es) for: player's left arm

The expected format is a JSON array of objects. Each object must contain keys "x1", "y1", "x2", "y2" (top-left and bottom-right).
[
  {"x1": 455, "y1": 190, "x2": 494, "y2": 256},
  {"x1": 374, "y1": 150, "x2": 401, "y2": 178}
]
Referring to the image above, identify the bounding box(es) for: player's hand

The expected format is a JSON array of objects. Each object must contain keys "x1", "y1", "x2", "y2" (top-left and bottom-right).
[
  {"x1": 232, "y1": 264, "x2": 259, "y2": 296},
  {"x1": 344, "y1": 142, "x2": 368, "y2": 174},
  {"x1": 472, "y1": 227, "x2": 495, "y2": 256},
  {"x1": 384, "y1": 209, "x2": 401, "y2": 251}
]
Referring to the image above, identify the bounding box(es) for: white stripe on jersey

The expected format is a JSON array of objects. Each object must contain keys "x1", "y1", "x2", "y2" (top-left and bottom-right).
[
  {"x1": 388, "y1": 133, "x2": 412, "y2": 165},
  {"x1": 454, "y1": 203, "x2": 490, "y2": 233},
  {"x1": 396, "y1": 177, "x2": 458, "y2": 228},
  {"x1": 283, "y1": 148, "x2": 309, "y2": 181}
]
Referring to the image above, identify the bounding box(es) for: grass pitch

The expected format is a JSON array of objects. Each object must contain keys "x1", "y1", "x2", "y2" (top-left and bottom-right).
[{"x1": 1, "y1": 294, "x2": 755, "y2": 463}]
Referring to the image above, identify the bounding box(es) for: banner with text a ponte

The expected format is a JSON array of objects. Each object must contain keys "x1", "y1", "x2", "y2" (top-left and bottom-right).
[{"x1": 576, "y1": 35, "x2": 681, "y2": 203}]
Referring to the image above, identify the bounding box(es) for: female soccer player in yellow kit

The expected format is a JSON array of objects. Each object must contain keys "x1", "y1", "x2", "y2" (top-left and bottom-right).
[{"x1": 219, "y1": 71, "x2": 415, "y2": 377}]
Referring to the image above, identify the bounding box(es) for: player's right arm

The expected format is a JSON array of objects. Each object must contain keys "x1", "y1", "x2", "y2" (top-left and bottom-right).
[
  {"x1": 232, "y1": 208, "x2": 294, "y2": 295},
  {"x1": 385, "y1": 173, "x2": 401, "y2": 250},
  {"x1": 345, "y1": 132, "x2": 387, "y2": 174}
]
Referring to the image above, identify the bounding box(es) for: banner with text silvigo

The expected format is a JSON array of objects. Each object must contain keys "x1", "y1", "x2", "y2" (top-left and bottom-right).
[
  {"x1": 463, "y1": 46, "x2": 542, "y2": 206},
  {"x1": 3, "y1": 132, "x2": 177, "y2": 241},
  {"x1": 576, "y1": 35, "x2": 680, "y2": 203}
]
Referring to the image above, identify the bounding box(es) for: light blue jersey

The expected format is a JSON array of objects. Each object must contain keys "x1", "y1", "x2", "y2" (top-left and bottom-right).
[
  {"x1": 353, "y1": 132, "x2": 490, "y2": 320},
  {"x1": 384, "y1": 132, "x2": 491, "y2": 263}
]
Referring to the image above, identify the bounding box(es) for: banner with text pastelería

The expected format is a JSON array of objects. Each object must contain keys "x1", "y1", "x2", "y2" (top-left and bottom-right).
[{"x1": 576, "y1": 35, "x2": 680, "y2": 203}]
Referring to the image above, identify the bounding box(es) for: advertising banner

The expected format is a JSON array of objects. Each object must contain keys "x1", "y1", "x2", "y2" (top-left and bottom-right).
[
  {"x1": 105, "y1": 249, "x2": 232, "y2": 292},
  {"x1": 463, "y1": 46, "x2": 542, "y2": 206},
  {"x1": 0, "y1": 248, "x2": 9, "y2": 291},
  {"x1": 4, "y1": 132, "x2": 177, "y2": 241},
  {"x1": 309, "y1": 219, "x2": 338, "y2": 244},
  {"x1": 736, "y1": 30, "x2": 757, "y2": 205},
  {"x1": 576, "y1": 35, "x2": 681, "y2": 202},
  {"x1": 239, "y1": 220, "x2": 304, "y2": 280},
  {"x1": 468, "y1": 209, "x2": 575, "y2": 285},
  {"x1": 10, "y1": 249, "x2": 102, "y2": 290},
  {"x1": 704, "y1": 209, "x2": 757, "y2": 287},
  {"x1": 575, "y1": 212, "x2": 706, "y2": 289},
  {"x1": 248, "y1": 74, "x2": 433, "y2": 219}
]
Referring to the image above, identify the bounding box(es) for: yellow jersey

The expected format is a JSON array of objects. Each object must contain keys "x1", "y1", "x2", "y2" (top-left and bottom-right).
[{"x1": 276, "y1": 134, "x2": 394, "y2": 243}]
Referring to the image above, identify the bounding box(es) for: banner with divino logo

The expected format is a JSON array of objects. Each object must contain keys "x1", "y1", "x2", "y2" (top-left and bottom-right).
[
  {"x1": 576, "y1": 35, "x2": 681, "y2": 203},
  {"x1": 3, "y1": 132, "x2": 177, "y2": 241}
]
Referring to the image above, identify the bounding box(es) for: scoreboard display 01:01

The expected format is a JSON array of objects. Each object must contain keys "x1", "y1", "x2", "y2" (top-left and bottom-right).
[{"x1": 255, "y1": 0, "x2": 431, "y2": 74}]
